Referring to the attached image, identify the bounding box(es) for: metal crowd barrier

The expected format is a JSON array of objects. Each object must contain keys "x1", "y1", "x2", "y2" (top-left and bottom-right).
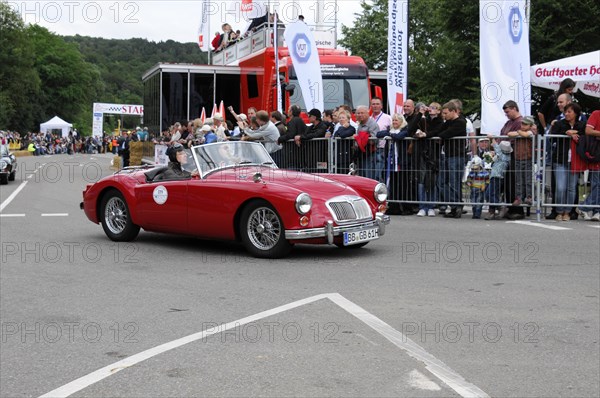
[
  {"x1": 540, "y1": 134, "x2": 600, "y2": 217},
  {"x1": 150, "y1": 133, "x2": 600, "y2": 220},
  {"x1": 272, "y1": 134, "x2": 599, "y2": 220}
]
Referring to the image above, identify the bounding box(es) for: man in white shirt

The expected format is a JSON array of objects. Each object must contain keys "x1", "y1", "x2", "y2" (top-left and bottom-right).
[{"x1": 240, "y1": 110, "x2": 282, "y2": 156}]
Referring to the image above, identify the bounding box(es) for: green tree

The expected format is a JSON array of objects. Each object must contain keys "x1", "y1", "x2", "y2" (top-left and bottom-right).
[
  {"x1": 0, "y1": 1, "x2": 40, "y2": 130},
  {"x1": 27, "y1": 25, "x2": 101, "y2": 132},
  {"x1": 339, "y1": 0, "x2": 389, "y2": 69}
]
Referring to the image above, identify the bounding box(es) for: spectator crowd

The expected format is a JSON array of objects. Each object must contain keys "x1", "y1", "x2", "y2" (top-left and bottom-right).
[{"x1": 3, "y1": 79, "x2": 599, "y2": 222}]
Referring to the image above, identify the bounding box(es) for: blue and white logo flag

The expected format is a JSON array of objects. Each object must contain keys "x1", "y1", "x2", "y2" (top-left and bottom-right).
[
  {"x1": 284, "y1": 21, "x2": 324, "y2": 111},
  {"x1": 480, "y1": 0, "x2": 531, "y2": 133},
  {"x1": 387, "y1": 0, "x2": 409, "y2": 115}
]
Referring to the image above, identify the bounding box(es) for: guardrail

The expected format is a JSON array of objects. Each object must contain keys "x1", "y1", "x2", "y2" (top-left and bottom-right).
[{"x1": 145, "y1": 134, "x2": 600, "y2": 220}]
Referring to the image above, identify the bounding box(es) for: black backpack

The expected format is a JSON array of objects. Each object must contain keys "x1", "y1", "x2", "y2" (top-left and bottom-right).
[{"x1": 576, "y1": 134, "x2": 600, "y2": 163}]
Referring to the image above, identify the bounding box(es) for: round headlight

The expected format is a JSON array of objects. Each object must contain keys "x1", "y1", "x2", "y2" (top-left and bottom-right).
[
  {"x1": 295, "y1": 193, "x2": 312, "y2": 215},
  {"x1": 374, "y1": 183, "x2": 388, "y2": 203},
  {"x1": 0, "y1": 161, "x2": 7, "y2": 170}
]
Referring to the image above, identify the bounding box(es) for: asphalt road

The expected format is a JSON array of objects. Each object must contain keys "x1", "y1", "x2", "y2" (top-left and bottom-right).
[{"x1": 1, "y1": 153, "x2": 598, "y2": 397}]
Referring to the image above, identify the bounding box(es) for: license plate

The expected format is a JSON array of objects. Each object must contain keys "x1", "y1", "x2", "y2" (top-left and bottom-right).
[{"x1": 343, "y1": 227, "x2": 379, "y2": 246}]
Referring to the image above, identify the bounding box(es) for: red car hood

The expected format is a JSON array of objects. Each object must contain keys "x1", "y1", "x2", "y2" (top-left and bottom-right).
[{"x1": 212, "y1": 167, "x2": 355, "y2": 198}]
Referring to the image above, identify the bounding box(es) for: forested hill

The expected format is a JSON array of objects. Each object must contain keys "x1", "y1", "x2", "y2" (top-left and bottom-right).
[
  {"x1": 1, "y1": 0, "x2": 211, "y2": 134},
  {"x1": 63, "y1": 35, "x2": 208, "y2": 105}
]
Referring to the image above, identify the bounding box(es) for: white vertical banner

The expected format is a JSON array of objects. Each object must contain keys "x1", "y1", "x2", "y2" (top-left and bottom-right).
[
  {"x1": 480, "y1": 0, "x2": 531, "y2": 134},
  {"x1": 274, "y1": 12, "x2": 282, "y2": 113},
  {"x1": 387, "y1": 0, "x2": 409, "y2": 115},
  {"x1": 284, "y1": 21, "x2": 324, "y2": 111},
  {"x1": 197, "y1": 0, "x2": 210, "y2": 52}
]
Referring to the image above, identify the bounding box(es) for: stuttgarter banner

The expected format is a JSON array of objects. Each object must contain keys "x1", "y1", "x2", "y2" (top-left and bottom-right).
[
  {"x1": 530, "y1": 51, "x2": 600, "y2": 98},
  {"x1": 480, "y1": 0, "x2": 531, "y2": 134},
  {"x1": 284, "y1": 21, "x2": 324, "y2": 111},
  {"x1": 387, "y1": 0, "x2": 409, "y2": 115}
]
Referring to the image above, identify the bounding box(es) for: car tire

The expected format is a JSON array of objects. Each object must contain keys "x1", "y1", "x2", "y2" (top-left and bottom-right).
[
  {"x1": 8, "y1": 171, "x2": 15, "y2": 181},
  {"x1": 335, "y1": 242, "x2": 369, "y2": 249},
  {"x1": 0, "y1": 175, "x2": 7, "y2": 185},
  {"x1": 240, "y1": 200, "x2": 292, "y2": 258},
  {"x1": 100, "y1": 189, "x2": 140, "y2": 242}
]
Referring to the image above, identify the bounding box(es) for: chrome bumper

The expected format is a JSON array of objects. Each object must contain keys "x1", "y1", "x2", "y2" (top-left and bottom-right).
[{"x1": 285, "y1": 212, "x2": 391, "y2": 244}]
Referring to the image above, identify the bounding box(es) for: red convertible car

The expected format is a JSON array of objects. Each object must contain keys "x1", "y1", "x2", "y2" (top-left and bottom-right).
[{"x1": 81, "y1": 141, "x2": 390, "y2": 258}]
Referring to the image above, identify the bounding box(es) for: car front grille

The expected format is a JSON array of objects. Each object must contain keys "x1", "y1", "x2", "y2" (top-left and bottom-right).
[{"x1": 326, "y1": 196, "x2": 372, "y2": 223}]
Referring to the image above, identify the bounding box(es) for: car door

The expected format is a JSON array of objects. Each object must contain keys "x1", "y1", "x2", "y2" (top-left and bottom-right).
[
  {"x1": 134, "y1": 180, "x2": 188, "y2": 234},
  {"x1": 186, "y1": 171, "x2": 248, "y2": 241}
]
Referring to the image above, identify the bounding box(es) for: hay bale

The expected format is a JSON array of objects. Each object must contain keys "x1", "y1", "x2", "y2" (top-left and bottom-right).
[
  {"x1": 111, "y1": 155, "x2": 121, "y2": 170},
  {"x1": 12, "y1": 150, "x2": 32, "y2": 157},
  {"x1": 129, "y1": 142, "x2": 143, "y2": 166}
]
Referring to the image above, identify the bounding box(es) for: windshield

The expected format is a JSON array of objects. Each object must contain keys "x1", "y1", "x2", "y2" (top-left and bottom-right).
[
  {"x1": 289, "y1": 78, "x2": 370, "y2": 111},
  {"x1": 191, "y1": 141, "x2": 275, "y2": 177},
  {"x1": 288, "y1": 63, "x2": 370, "y2": 111}
]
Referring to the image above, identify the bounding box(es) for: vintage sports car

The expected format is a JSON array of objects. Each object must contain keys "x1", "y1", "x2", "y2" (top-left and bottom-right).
[
  {"x1": 81, "y1": 141, "x2": 390, "y2": 258},
  {"x1": 0, "y1": 145, "x2": 17, "y2": 184}
]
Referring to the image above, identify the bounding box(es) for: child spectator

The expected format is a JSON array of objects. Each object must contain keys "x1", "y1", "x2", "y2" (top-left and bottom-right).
[
  {"x1": 466, "y1": 156, "x2": 489, "y2": 219},
  {"x1": 484, "y1": 140, "x2": 513, "y2": 220},
  {"x1": 507, "y1": 115, "x2": 536, "y2": 205}
]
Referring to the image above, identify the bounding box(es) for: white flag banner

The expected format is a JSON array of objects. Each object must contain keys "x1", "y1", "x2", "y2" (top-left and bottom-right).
[
  {"x1": 242, "y1": 0, "x2": 268, "y2": 20},
  {"x1": 197, "y1": 0, "x2": 210, "y2": 52},
  {"x1": 387, "y1": 0, "x2": 409, "y2": 115},
  {"x1": 284, "y1": 21, "x2": 324, "y2": 111},
  {"x1": 274, "y1": 13, "x2": 282, "y2": 113},
  {"x1": 480, "y1": 0, "x2": 531, "y2": 134}
]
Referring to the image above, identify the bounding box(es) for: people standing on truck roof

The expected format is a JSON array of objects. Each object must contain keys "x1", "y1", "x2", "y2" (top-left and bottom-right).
[
  {"x1": 217, "y1": 23, "x2": 233, "y2": 52},
  {"x1": 211, "y1": 32, "x2": 221, "y2": 51}
]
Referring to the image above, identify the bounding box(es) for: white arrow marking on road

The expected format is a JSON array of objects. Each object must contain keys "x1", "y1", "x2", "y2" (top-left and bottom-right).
[
  {"x1": 506, "y1": 220, "x2": 572, "y2": 230},
  {"x1": 0, "y1": 181, "x2": 28, "y2": 212},
  {"x1": 407, "y1": 369, "x2": 442, "y2": 391},
  {"x1": 39, "y1": 293, "x2": 489, "y2": 398}
]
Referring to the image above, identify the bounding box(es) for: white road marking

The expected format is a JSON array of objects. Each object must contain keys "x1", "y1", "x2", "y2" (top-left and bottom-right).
[
  {"x1": 587, "y1": 225, "x2": 600, "y2": 229},
  {"x1": 39, "y1": 293, "x2": 488, "y2": 398},
  {"x1": 407, "y1": 369, "x2": 442, "y2": 391},
  {"x1": 327, "y1": 293, "x2": 489, "y2": 398},
  {"x1": 27, "y1": 175, "x2": 33, "y2": 179},
  {"x1": 506, "y1": 220, "x2": 572, "y2": 231},
  {"x1": 0, "y1": 214, "x2": 25, "y2": 217},
  {"x1": 41, "y1": 213, "x2": 69, "y2": 217},
  {"x1": 0, "y1": 181, "x2": 28, "y2": 212}
]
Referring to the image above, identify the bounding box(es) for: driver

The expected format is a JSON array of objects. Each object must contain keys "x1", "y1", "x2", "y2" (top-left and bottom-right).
[{"x1": 158, "y1": 143, "x2": 198, "y2": 180}]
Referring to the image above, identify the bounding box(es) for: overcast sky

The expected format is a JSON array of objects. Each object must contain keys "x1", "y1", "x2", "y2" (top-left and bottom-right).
[{"x1": 9, "y1": 0, "x2": 358, "y2": 44}]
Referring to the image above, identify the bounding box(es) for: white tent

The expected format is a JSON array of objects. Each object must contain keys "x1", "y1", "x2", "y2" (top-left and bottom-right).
[
  {"x1": 40, "y1": 116, "x2": 73, "y2": 137},
  {"x1": 530, "y1": 51, "x2": 600, "y2": 98}
]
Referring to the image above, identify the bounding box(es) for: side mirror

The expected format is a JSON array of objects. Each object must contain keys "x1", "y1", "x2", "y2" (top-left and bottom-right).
[{"x1": 253, "y1": 172, "x2": 263, "y2": 183}]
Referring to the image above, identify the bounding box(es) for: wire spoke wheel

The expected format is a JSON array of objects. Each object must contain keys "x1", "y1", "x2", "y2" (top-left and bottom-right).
[
  {"x1": 104, "y1": 196, "x2": 129, "y2": 234},
  {"x1": 247, "y1": 207, "x2": 282, "y2": 251},
  {"x1": 240, "y1": 200, "x2": 291, "y2": 258},
  {"x1": 100, "y1": 190, "x2": 140, "y2": 242}
]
